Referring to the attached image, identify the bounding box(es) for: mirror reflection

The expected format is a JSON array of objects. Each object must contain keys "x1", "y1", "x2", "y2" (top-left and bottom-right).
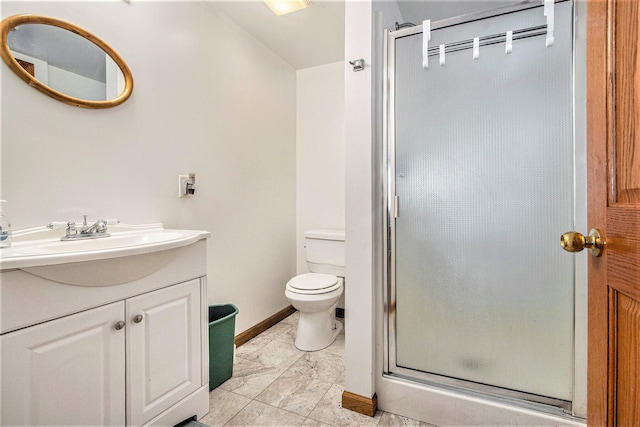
[
  {"x1": 9, "y1": 23, "x2": 124, "y2": 101},
  {"x1": 0, "y1": 15, "x2": 133, "y2": 108}
]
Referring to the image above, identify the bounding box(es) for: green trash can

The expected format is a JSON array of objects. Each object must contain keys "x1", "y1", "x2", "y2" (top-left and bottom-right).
[{"x1": 208, "y1": 304, "x2": 239, "y2": 390}]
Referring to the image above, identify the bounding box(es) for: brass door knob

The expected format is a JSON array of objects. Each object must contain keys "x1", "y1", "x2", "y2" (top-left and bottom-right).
[{"x1": 560, "y1": 228, "x2": 605, "y2": 257}]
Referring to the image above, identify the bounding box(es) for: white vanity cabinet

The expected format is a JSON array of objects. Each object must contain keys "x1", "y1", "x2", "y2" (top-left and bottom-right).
[
  {"x1": 127, "y1": 279, "x2": 202, "y2": 425},
  {"x1": 0, "y1": 237, "x2": 210, "y2": 427},
  {"x1": 2, "y1": 301, "x2": 127, "y2": 426}
]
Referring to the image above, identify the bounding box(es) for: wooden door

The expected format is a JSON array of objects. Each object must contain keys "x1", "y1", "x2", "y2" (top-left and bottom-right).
[
  {"x1": 587, "y1": 0, "x2": 640, "y2": 425},
  {"x1": 126, "y1": 279, "x2": 202, "y2": 426},
  {"x1": 1, "y1": 302, "x2": 126, "y2": 426}
]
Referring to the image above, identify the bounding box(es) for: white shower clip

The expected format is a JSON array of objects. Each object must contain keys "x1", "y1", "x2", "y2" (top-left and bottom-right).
[
  {"x1": 505, "y1": 30, "x2": 513, "y2": 54},
  {"x1": 473, "y1": 37, "x2": 480, "y2": 60},
  {"x1": 544, "y1": 0, "x2": 554, "y2": 47},
  {"x1": 439, "y1": 44, "x2": 445, "y2": 66},
  {"x1": 422, "y1": 19, "x2": 431, "y2": 69}
]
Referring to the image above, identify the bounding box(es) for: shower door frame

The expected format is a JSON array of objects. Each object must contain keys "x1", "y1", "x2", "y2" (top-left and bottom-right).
[{"x1": 381, "y1": 0, "x2": 588, "y2": 417}]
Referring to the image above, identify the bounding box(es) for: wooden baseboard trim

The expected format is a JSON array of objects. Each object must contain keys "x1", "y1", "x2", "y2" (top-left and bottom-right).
[
  {"x1": 234, "y1": 305, "x2": 296, "y2": 347},
  {"x1": 341, "y1": 391, "x2": 378, "y2": 417}
]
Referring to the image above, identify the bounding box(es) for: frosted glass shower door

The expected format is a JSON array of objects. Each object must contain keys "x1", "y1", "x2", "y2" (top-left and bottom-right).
[{"x1": 392, "y1": 3, "x2": 574, "y2": 401}]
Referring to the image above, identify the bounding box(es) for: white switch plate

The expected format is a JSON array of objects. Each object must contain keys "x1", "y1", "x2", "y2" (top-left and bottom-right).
[{"x1": 178, "y1": 175, "x2": 190, "y2": 197}]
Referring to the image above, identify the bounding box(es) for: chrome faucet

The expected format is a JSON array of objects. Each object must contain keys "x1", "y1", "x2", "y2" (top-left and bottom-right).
[
  {"x1": 80, "y1": 215, "x2": 108, "y2": 235},
  {"x1": 61, "y1": 215, "x2": 111, "y2": 241}
]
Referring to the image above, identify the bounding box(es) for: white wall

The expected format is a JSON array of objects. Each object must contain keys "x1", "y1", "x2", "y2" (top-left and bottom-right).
[
  {"x1": 295, "y1": 61, "x2": 345, "y2": 276},
  {"x1": 344, "y1": 0, "x2": 375, "y2": 401},
  {"x1": 0, "y1": 1, "x2": 297, "y2": 335},
  {"x1": 47, "y1": 65, "x2": 105, "y2": 101}
]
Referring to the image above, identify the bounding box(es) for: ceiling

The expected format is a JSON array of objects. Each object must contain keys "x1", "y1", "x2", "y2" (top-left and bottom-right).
[
  {"x1": 209, "y1": 1, "x2": 523, "y2": 70},
  {"x1": 210, "y1": 0, "x2": 346, "y2": 70}
]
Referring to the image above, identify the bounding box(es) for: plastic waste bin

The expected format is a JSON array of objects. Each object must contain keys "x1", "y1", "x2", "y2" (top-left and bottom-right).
[{"x1": 208, "y1": 304, "x2": 239, "y2": 390}]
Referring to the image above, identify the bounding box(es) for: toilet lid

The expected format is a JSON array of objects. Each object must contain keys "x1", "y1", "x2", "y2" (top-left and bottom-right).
[{"x1": 287, "y1": 273, "x2": 340, "y2": 293}]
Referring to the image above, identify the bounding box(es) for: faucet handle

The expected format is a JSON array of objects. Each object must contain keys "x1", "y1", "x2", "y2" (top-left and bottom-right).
[
  {"x1": 47, "y1": 221, "x2": 69, "y2": 230},
  {"x1": 96, "y1": 219, "x2": 108, "y2": 233},
  {"x1": 66, "y1": 221, "x2": 77, "y2": 237},
  {"x1": 82, "y1": 215, "x2": 88, "y2": 227}
]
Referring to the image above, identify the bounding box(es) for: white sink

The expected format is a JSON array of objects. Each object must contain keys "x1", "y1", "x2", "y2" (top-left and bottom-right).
[
  {"x1": 12, "y1": 231, "x2": 194, "y2": 256},
  {"x1": 0, "y1": 224, "x2": 210, "y2": 285}
]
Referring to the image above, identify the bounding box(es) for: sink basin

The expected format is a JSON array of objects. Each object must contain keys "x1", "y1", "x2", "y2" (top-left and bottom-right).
[
  {"x1": 13, "y1": 231, "x2": 193, "y2": 256},
  {"x1": 0, "y1": 224, "x2": 210, "y2": 273}
]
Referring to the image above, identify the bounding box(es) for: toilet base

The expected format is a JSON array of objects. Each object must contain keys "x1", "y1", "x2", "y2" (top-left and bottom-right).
[{"x1": 294, "y1": 308, "x2": 343, "y2": 352}]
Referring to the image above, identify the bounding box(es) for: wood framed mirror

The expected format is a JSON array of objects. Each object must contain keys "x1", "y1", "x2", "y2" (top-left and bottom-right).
[{"x1": 0, "y1": 14, "x2": 133, "y2": 109}]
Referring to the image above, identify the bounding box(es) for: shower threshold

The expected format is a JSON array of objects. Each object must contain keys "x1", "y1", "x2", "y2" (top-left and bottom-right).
[{"x1": 384, "y1": 369, "x2": 574, "y2": 418}]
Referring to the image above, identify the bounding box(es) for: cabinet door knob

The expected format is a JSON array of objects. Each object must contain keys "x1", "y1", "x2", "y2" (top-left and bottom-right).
[
  {"x1": 114, "y1": 321, "x2": 125, "y2": 330},
  {"x1": 133, "y1": 314, "x2": 143, "y2": 323}
]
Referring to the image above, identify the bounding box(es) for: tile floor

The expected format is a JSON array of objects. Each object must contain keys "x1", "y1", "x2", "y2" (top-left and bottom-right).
[{"x1": 199, "y1": 311, "x2": 435, "y2": 427}]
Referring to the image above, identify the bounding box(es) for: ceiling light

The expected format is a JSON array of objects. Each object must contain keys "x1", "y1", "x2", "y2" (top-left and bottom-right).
[{"x1": 264, "y1": 0, "x2": 312, "y2": 16}]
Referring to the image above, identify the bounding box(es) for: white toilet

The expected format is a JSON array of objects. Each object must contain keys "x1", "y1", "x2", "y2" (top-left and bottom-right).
[{"x1": 285, "y1": 229, "x2": 345, "y2": 351}]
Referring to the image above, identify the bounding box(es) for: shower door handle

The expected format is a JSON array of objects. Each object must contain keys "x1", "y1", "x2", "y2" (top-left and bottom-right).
[
  {"x1": 393, "y1": 195, "x2": 399, "y2": 218},
  {"x1": 560, "y1": 228, "x2": 606, "y2": 257}
]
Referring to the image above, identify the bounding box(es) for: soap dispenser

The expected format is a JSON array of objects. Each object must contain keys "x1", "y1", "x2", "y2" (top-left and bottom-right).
[{"x1": 0, "y1": 200, "x2": 12, "y2": 248}]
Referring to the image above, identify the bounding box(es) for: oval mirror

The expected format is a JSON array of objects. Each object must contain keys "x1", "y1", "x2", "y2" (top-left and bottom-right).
[{"x1": 0, "y1": 14, "x2": 133, "y2": 108}]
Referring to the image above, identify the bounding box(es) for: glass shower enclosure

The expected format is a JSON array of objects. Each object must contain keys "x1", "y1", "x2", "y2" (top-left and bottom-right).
[{"x1": 385, "y1": 1, "x2": 576, "y2": 411}]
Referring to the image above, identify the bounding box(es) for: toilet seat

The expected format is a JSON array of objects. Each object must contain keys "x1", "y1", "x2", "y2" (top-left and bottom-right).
[{"x1": 286, "y1": 273, "x2": 341, "y2": 295}]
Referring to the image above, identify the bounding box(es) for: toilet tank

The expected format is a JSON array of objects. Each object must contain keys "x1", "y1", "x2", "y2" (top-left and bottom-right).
[{"x1": 305, "y1": 229, "x2": 345, "y2": 277}]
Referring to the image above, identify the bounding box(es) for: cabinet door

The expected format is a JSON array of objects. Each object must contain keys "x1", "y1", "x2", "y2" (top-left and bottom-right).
[
  {"x1": 127, "y1": 279, "x2": 202, "y2": 425},
  {"x1": 1, "y1": 302, "x2": 126, "y2": 426}
]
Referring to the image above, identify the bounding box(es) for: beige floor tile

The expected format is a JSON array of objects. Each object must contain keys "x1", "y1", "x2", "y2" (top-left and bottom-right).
[
  {"x1": 286, "y1": 351, "x2": 344, "y2": 383},
  {"x1": 301, "y1": 418, "x2": 337, "y2": 427},
  {"x1": 279, "y1": 311, "x2": 300, "y2": 326},
  {"x1": 321, "y1": 333, "x2": 344, "y2": 357},
  {"x1": 307, "y1": 384, "x2": 382, "y2": 427},
  {"x1": 219, "y1": 357, "x2": 284, "y2": 399},
  {"x1": 235, "y1": 335, "x2": 272, "y2": 359},
  {"x1": 378, "y1": 411, "x2": 439, "y2": 426},
  {"x1": 201, "y1": 312, "x2": 437, "y2": 427},
  {"x1": 255, "y1": 370, "x2": 333, "y2": 417},
  {"x1": 246, "y1": 337, "x2": 305, "y2": 370},
  {"x1": 257, "y1": 321, "x2": 296, "y2": 342},
  {"x1": 333, "y1": 369, "x2": 345, "y2": 387},
  {"x1": 225, "y1": 400, "x2": 306, "y2": 427},
  {"x1": 199, "y1": 388, "x2": 251, "y2": 427},
  {"x1": 274, "y1": 324, "x2": 297, "y2": 345}
]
